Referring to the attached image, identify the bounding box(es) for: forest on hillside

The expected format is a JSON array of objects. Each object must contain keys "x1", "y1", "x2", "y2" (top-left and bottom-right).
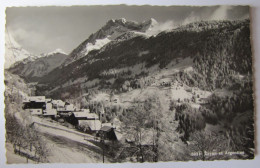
[
  {"x1": 32, "y1": 20, "x2": 252, "y2": 100},
  {"x1": 5, "y1": 19, "x2": 255, "y2": 162}
]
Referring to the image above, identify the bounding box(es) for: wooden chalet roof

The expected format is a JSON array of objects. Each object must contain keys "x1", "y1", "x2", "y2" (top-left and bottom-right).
[
  {"x1": 26, "y1": 96, "x2": 46, "y2": 103},
  {"x1": 100, "y1": 126, "x2": 113, "y2": 132},
  {"x1": 78, "y1": 120, "x2": 101, "y2": 131}
]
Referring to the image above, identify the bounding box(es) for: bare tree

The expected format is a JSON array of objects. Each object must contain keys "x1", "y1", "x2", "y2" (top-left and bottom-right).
[
  {"x1": 121, "y1": 100, "x2": 154, "y2": 162},
  {"x1": 34, "y1": 138, "x2": 49, "y2": 163}
]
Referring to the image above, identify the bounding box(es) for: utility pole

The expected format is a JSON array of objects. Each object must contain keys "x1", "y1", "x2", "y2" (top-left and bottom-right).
[
  {"x1": 102, "y1": 141, "x2": 105, "y2": 163},
  {"x1": 101, "y1": 136, "x2": 105, "y2": 163}
]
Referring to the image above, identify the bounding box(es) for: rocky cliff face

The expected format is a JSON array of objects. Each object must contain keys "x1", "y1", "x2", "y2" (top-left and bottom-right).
[{"x1": 63, "y1": 18, "x2": 158, "y2": 66}]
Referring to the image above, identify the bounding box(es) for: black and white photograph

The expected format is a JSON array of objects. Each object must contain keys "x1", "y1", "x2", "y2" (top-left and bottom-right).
[{"x1": 3, "y1": 4, "x2": 255, "y2": 164}]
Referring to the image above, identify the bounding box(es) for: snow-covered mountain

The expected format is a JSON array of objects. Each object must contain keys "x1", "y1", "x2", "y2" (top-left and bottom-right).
[
  {"x1": 63, "y1": 18, "x2": 158, "y2": 66},
  {"x1": 4, "y1": 32, "x2": 40, "y2": 69},
  {"x1": 5, "y1": 18, "x2": 254, "y2": 162},
  {"x1": 33, "y1": 19, "x2": 251, "y2": 97},
  {"x1": 8, "y1": 48, "x2": 68, "y2": 81},
  {"x1": 42, "y1": 48, "x2": 67, "y2": 57}
]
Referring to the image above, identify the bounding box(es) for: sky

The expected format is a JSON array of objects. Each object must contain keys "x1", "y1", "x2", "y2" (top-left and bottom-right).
[{"x1": 5, "y1": 5, "x2": 249, "y2": 55}]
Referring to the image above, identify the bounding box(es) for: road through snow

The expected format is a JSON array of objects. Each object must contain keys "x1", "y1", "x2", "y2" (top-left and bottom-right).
[{"x1": 32, "y1": 116, "x2": 111, "y2": 163}]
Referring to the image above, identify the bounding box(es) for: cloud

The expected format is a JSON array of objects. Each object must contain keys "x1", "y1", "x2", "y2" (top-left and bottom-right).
[
  {"x1": 146, "y1": 20, "x2": 176, "y2": 36},
  {"x1": 209, "y1": 6, "x2": 233, "y2": 20},
  {"x1": 178, "y1": 6, "x2": 243, "y2": 26},
  {"x1": 6, "y1": 6, "x2": 249, "y2": 54},
  {"x1": 9, "y1": 27, "x2": 51, "y2": 54},
  {"x1": 181, "y1": 11, "x2": 202, "y2": 25}
]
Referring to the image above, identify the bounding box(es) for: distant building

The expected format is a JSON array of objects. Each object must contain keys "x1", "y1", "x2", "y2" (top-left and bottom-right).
[
  {"x1": 72, "y1": 109, "x2": 92, "y2": 120},
  {"x1": 23, "y1": 96, "x2": 57, "y2": 116},
  {"x1": 23, "y1": 96, "x2": 114, "y2": 135},
  {"x1": 85, "y1": 112, "x2": 99, "y2": 120},
  {"x1": 28, "y1": 108, "x2": 43, "y2": 115},
  {"x1": 52, "y1": 99, "x2": 65, "y2": 110},
  {"x1": 23, "y1": 96, "x2": 46, "y2": 115},
  {"x1": 65, "y1": 104, "x2": 75, "y2": 111},
  {"x1": 78, "y1": 120, "x2": 102, "y2": 132},
  {"x1": 98, "y1": 126, "x2": 117, "y2": 141},
  {"x1": 73, "y1": 110, "x2": 101, "y2": 132},
  {"x1": 43, "y1": 102, "x2": 57, "y2": 116}
]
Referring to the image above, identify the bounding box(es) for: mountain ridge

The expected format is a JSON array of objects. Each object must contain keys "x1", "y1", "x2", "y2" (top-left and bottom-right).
[
  {"x1": 8, "y1": 49, "x2": 68, "y2": 81},
  {"x1": 5, "y1": 18, "x2": 254, "y2": 161},
  {"x1": 26, "y1": 19, "x2": 251, "y2": 99},
  {"x1": 63, "y1": 18, "x2": 159, "y2": 66}
]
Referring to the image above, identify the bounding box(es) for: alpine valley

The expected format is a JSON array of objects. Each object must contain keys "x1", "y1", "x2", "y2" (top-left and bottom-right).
[{"x1": 5, "y1": 18, "x2": 254, "y2": 162}]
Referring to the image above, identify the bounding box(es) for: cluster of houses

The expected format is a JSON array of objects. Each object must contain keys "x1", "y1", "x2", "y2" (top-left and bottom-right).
[{"x1": 23, "y1": 96, "x2": 119, "y2": 141}]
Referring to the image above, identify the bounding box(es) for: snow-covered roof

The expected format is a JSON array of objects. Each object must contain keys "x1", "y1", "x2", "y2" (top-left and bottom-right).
[
  {"x1": 102, "y1": 122, "x2": 113, "y2": 127},
  {"x1": 78, "y1": 120, "x2": 101, "y2": 131},
  {"x1": 82, "y1": 109, "x2": 90, "y2": 113},
  {"x1": 73, "y1": 111, "x2": 89, "y2": 118},
  {"x1": 28, "y1": 96, "x2": 46, "y2": 102},
  {"x1": 100, "y1": 126, "x2": 113, "y2": 132},
  {"x1": 73, "y1": 111, "x2": 99, "y2": 119},
  {"x1": 85, "y1": 113, "x2": 99, "y2": 119},
  {"x1": 45, "y1": 98, "x2": 52, "y2": 102},
  {"x1": 52, "y1": 100, "x2": 65, "y2": 106},
  {"x1": 112, "y1": 118, "x2": 121, "y2": 129},
  {"x1": 114, "y1": 130, "x2": 124, "y2": 141},
  {"x1": 65, "y1": 104, "x2": 75, "y2": 109}
]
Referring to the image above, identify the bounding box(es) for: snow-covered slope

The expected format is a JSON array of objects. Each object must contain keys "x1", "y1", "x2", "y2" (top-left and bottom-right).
[
  {"x1": 63, "y1": 18, "x2": 158, "y2": 65},
  {"x1": 5, "y1": 32, "x2": 39, "y2": 69},
  {"x1": 80, "y1": 38, "x2": 111, "y2": 56}
]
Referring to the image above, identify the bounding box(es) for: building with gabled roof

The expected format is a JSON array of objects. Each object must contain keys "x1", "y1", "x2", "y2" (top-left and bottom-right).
[
  {"x1": 52, "y1": 99, "x2": 65, "y2": 108},
  {"x1": 73, "y1": 111, "x2": 89, "y2": 120},
  {"x1": 78, "y1": 120, "x2": 102, "y2": 132},
  {"x1": 43, "y1": 102, "x2": 57, "y2": 116},
  {"x1": 23, "y1": 96, "x2": 46, "y2": 115},
  {"x1": 99, "y1": 126, "x2": 117, "y2": 141},
  {"x1": 73, "y1": 110, "x2": 98, "y2": 120}
]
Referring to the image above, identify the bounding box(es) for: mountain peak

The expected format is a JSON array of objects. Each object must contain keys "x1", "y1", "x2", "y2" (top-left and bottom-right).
[
  {"x1": 106, "y1": 18, "x2": 138, "y2": 28},
  {"x1": 141, "y1": 18, "x2": 158, "y2": 31},
  {"x1": 63, "y1": 18, "x2": 159, "y2": 66},
  {"x1": 5, "y1": 31, "x2": 37, "y2": 69},
  {"x1": 145, "y1": 18, "x2": 158, "y2": 25},
  {"x1": 106, "y1": 18, "x2": 158, "y2": 30},
  {"x1": 118, "y1": 18, "x2": 127, "y2": 24},
  {"x1": 150, "y1": 18, "x2": 158, "y2": 26},
  {"x1": 45, "y1": 48, "x2": 67, "y2": 56}
]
